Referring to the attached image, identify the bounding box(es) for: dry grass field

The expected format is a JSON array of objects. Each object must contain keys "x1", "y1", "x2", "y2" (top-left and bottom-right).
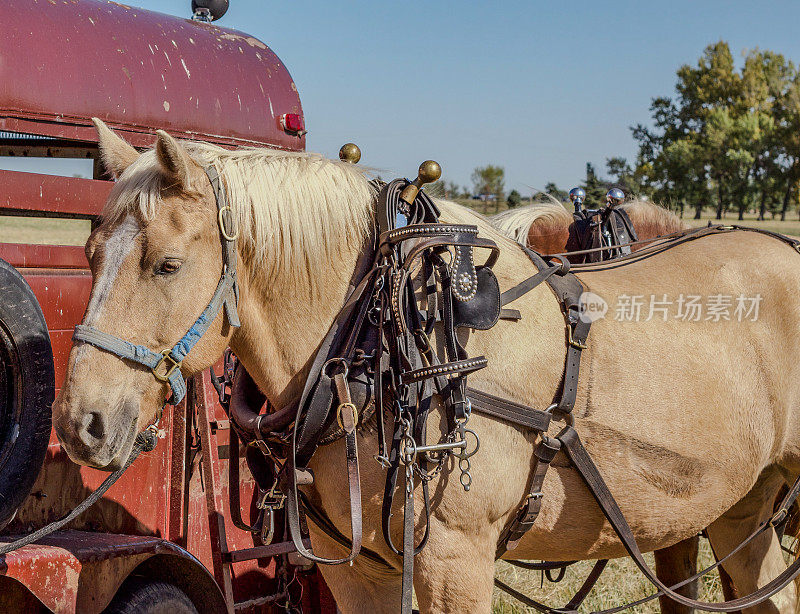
[
  {"x1": 492, "y1": 541, "x2": 725, "y2": 613},
  {"x1": 0, "y1": 216, "x2": 91, "y2": 246}
]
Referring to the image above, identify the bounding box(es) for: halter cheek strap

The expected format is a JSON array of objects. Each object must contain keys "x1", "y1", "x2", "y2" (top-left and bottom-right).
[{"x1": 72, "y1": 165, "x2": 240, "y2": 405}]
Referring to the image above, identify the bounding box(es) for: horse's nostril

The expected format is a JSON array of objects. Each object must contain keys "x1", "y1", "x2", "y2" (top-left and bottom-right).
[{"x1": 79, "y1": 411, "x2": 106, "y2": 444}]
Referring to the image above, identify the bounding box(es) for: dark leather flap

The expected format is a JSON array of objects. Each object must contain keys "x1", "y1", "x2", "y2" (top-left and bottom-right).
[{"x1": 453, "y1": 266, "x2": 500, "y2": 330}]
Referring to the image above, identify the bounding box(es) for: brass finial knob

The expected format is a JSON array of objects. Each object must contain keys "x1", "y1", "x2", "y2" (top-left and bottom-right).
[
  {"x1": 401, "y1": 160, "x2": 442, "y2": 205},
  {"x1": 417, "y1": 160, "x2": 441, "y2": 184},
  {"x1": 339, "y1": 143, "x2": 361, "y2": 164}
]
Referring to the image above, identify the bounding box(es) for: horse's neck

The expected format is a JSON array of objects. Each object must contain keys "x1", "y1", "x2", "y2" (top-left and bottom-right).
[{"x1": 230, "y1": 243, "x2": 362, "y2": 407}]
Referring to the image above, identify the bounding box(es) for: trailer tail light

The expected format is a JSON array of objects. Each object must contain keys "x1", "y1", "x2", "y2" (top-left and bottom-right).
[{"x1": 279, "y1": 113, "x2": 306, "y2": 137}]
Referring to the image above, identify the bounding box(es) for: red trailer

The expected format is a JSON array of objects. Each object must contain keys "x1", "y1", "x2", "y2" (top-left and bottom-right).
[{"x1": 0, "y1": 1, "x2": 334, "y2": 611}]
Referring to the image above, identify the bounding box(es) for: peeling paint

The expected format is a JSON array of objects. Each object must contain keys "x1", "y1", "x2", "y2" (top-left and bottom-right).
[
  {"x1": 218, "y1": 32, "x2": 268, "y2": 49},
  {"x1": 163, "y1": 101, "x2": 170, "y2": 112}
]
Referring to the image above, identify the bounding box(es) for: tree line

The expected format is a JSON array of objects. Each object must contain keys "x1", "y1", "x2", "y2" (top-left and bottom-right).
[{"x1": 436, "y1": 41, "x2": 800, "y2": 220}]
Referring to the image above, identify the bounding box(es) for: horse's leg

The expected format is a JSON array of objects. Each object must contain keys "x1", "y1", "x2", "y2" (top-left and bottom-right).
[
  {"x1": 306, "y1": 525, "x2": 402, "y2": 614},
  {"x1": 414, "y1": 519, "x2": 497, "y2": 614},
  {"x1": 654, "y1": 535, "x2": 700, "y2": 614},
  {"x1": 706, "y1": 472, "x2": 795, "y2": 614}
]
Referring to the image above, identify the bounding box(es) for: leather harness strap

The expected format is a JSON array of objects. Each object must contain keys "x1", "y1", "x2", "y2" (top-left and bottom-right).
[
  {"x1": 467, "y1": 388, "x2": 551, "y2": 432},
  {"x1": 500, "y1": 435, "x2": 561, "y2": 554}
]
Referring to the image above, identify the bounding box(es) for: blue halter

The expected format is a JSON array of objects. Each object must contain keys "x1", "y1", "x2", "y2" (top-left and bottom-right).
[{"x1": 72, "y1": 166, "x2": 240, "y2": 405}]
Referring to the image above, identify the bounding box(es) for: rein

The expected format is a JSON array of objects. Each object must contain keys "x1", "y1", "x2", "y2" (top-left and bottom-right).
[{"x1": 0, "y1": 426, "x2": 158, "y2": 555}]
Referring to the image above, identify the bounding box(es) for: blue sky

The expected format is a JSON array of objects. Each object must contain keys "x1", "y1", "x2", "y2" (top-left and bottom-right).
[{"x1": 14, "y1": 1, "x2": 800, "y2": 194}]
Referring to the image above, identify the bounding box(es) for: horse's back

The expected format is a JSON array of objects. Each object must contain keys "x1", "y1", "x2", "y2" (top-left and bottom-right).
[{"x1": 572, "y1": 231, "x2": 800, "y2": 475}]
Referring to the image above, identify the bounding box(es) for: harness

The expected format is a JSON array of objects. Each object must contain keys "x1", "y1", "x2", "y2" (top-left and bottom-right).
[
  {"x1": 43, "y1": 160, "x2": 800, "y2": 613},
  {"x1": 215, "y1": 163, "x2": 800, "y2": 613},
  {"x1": 569, "y1": 189, "x2": 638, "y2": 263}
]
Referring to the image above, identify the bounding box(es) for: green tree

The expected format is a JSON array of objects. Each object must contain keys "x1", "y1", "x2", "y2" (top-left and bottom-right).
[
  {"x1": 507, "y1": 189, "x2": 521, "y2": 208},
  {"x1": 632, "y1": 42, "x2": 797, "y2": 220},
  {"x1": 544, "y1": 182, "x2": 568, "y2": 201},
  {"x1": 446, "y1": 181, "x2": 460, "y2": 199},
  {"x1": 606, "y1": 157, "x2": 639, "y2": 197},
  {"x1": 584, "y1": 163, "x2": 610, "y2": 207},
  {"x1": 471, "y1": 165, "x2": 505, "y2": 212}
]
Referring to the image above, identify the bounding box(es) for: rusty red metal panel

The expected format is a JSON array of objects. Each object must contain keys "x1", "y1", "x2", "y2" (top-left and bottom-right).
[
  {"x1": 21, "y1": 270, "x2": 92, "y2": 330},
  {"x1": 0, "y1": 170, "x2": 110, "y2": 217},
  {"x1": 0, "y1": 0, "x2": 305, "y2": 151},
  {"x1": 0, "y1": 530, "x2": 215, "y2": 614},
  {"x1": 0, "y1": 244, "x2": 88, "y2": 269}
]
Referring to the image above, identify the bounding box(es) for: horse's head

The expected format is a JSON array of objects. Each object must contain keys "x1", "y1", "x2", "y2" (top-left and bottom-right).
[{"x1": 53, "y1": 120, "x2": 234, "y2": 469}]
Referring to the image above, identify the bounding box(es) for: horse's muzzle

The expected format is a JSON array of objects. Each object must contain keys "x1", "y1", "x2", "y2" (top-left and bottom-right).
[{"x1": 53, "y1": 397, "x2": 139, "y2": 471}]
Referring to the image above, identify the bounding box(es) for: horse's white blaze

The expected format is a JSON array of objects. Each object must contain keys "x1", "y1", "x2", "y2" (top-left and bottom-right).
[{"x1": 74, "y1": 215, "x2": 139, "y2": 366}]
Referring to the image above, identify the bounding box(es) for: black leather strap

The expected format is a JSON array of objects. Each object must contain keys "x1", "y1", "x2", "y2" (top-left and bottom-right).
[{"x1": 467, "y1": 388, "x2": 551, "y2": 432}]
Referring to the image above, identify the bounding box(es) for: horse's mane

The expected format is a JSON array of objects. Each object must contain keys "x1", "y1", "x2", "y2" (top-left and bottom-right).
[
  {"x1": 621, "y1": 200, "x2": 689, "y2": 234},
  {"x1": 104, "y1": 143, "x2": 377, "y2": 288},
  {"x1": 492, "y1": 199, "x2": 572, "y2": 244}
]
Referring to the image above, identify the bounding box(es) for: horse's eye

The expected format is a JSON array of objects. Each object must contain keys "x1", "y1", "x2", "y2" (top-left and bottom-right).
[{"x1": 157, "y1": 259, "x2": 182, "y2": 275}]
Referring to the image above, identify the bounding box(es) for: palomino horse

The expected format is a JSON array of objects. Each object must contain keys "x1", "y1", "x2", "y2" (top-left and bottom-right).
[
  {"x1": 492, "y1": 199, "x2": 688, "y2": 257},
  {"x1": 55, "y1": 122, "x2": 800, "y2": 613}
]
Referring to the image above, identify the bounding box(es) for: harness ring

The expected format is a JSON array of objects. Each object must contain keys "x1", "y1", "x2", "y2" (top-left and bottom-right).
[{"x1": 218, "y1": 205, "x2": 239, "y2": 241}]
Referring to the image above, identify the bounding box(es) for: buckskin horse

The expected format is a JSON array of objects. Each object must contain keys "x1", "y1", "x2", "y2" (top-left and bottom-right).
[{"x1": 54, "y1": 121, "x2": 800, "y2": 613}]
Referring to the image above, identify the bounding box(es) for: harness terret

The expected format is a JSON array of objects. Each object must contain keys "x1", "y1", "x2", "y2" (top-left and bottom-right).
[{"x1": 569, "y1": 187, "x2": 638, "y2": 263}]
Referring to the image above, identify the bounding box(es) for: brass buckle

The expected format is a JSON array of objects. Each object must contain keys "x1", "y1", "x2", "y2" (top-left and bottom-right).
[
  {"x1": 771, "y1": 507, "x2": 789, "y2": 527},
  {"x1": 218, "y1": 205, "x2": 239, "y2": 241},
  {"x1": 153, "y1": 350, "x2": 182, "y2": 382},
  {"x1": 336, "y1": 402, "x2": 358, "y2": 430},
  {"x1": 567, "y1": 325, "x2": 587, "y2": 350}
]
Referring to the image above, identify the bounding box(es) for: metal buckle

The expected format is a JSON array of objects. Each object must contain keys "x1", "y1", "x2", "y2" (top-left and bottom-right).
[
  {"x1": 771, "y1": 507, "x2": 789, "y2": 527},
  {"x1": 567, "y1": 325, "x2": 587, "y2": 350},
  {"x1": 153, "y1": 350, "x2": 182, "y2": 382},
  {"x1": 218, "y1": 205, "x2": 239, "y2": 241},
  {"x1": 336, "y1": 402, "x2": 358, "y2": 430}
]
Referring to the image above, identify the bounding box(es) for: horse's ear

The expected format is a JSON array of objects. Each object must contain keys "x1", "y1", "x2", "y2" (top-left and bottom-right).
[
  {"x1": 92, "y1": 118, "x2": 139, "y2": 178},
  {"x1": 155, "y1": 130, "x2": 194, "y2": 190}
]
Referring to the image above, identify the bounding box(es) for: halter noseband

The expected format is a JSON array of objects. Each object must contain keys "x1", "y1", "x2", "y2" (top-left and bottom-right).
[{"x1": 73, "y1": 166, "x2": 240, "y2": 405}]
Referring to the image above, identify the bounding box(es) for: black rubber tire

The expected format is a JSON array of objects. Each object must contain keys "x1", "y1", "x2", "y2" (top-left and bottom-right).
[
  {"x1": 0, "y1": 258, "x2": 54, "y2": 529},
  {"x1": 104, "y1": 578, "x2": 199, "y2": 614}
]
